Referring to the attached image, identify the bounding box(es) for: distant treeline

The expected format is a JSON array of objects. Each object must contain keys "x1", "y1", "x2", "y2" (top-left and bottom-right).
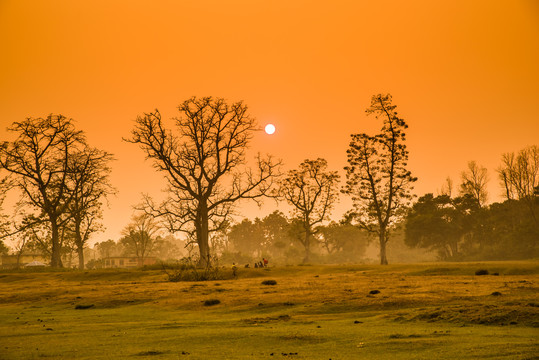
[
  {"x1": 0, "y1": 97, "x2": 537, "y2": 267},
  {"x1": 405, "y1": 193, "x2": 538, "y2": 261}
]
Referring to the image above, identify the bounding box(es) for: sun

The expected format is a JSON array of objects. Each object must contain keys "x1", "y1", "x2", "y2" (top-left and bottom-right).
[{"x1": 264, "y1": 123, "x2": 276, "y2": 135}]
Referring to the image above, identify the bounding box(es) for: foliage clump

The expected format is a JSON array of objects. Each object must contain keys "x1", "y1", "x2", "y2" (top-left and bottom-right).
[
  {"x1": 164, "y1": 257, "x2": 233, "y2": 282},
  {"x1": 261, "y1": 279, "x2": 277, "y2": 285},
  {"x1": 203, "y1": 299, "x2": 221, "y2": 306}
]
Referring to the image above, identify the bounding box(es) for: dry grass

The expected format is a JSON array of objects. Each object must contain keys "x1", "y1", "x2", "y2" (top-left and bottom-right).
[{"x1": 0, "y1": 261, "x2": 538, "y2": 359}]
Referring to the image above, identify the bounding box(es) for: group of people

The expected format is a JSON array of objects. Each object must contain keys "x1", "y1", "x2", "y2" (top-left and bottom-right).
[
  {"x1": 244, "y1": 258, "x2": 269, "y2": 268},
  {"x1": 231, "y1": 258, "x2": 269, "y2": 278}
]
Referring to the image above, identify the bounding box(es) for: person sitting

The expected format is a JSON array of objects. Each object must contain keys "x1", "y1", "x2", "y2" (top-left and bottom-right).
[{"x1": 254, "y1": 262, "x2": 258, "y2": 268}]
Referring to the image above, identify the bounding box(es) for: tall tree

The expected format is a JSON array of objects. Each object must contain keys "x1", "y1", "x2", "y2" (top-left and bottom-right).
[
  {"x1": 281, "y1": 158, "x2": 340, "y2": 263},
  {"x1": 344, "y1": 94, "x2": 416, "y2": 265},
  {"x1": 459, "y1": 160, "x2": 489, "y2": 207},
  {"x1": 0, "y1": 115, "x2": 86, "y2": 267},
  {"x1": 66, "y1": 147, "x2": 115, "y2": 269},
  {"x1": 126, "y1": 97, "x2": 280, "y2": 266}
]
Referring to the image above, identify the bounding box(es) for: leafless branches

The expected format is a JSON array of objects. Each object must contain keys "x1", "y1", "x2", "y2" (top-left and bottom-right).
[{"x1": 126, "y1": 97, "x2": 281, "y2": 265}]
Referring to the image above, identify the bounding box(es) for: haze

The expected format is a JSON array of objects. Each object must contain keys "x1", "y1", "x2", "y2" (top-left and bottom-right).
[{"x1": 1, "y1": 0, "x2": 538, "y2": 243}]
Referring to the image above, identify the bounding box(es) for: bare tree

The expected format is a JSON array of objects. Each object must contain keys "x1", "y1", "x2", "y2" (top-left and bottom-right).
[
  {"x1": 0, "y1": 115, "x2": 86, "y2": 267},
  {"x1": 343, "y1": 94, "x2": 417, "y2": 265},
  {"x1": 0, "y1": 178, "x2": 10, "y2": 238},
  {"x1": 498, "y1": 145, "x2": 539, "y2": 224},
  {"x1": 459, "y1": 160, "x2": 489, "y2": 207},
  {"x1": 66, "y1": 147, "x2": 115, "y2": 269},
  {"x1": 281, "y1": 158, "x2": 340, "y2": 263},
  {"x1": 126, "y1": 97, "x2": 281, "y2": 266},
  {"x1": 120, "y1": 213, "x2": 160, "y2": 265},
  {"x1": 498, "y1": 146, "x2": 539, "y2": 201},
  {"x1": 439, "y1": 176, "x2": 454, "y2": 197}
]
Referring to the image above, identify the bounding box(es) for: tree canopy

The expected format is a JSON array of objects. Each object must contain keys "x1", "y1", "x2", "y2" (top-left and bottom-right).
[{"x1": 344, "y1": 94, "x2": 416, "y2": 264}]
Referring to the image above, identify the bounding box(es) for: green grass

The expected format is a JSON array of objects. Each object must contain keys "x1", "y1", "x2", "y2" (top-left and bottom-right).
[{"x1": 1, "y1": 261, "x2": 538, "y2": 359}]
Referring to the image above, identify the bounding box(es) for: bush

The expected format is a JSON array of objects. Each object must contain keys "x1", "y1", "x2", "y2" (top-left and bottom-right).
[
  {"x1": 164, "y1": 257, "x2": 234, "y2": 282},
  {"x1": 203, "y1": 299, "x2": 221, "y2": 306},
  {"x1": 475, "y1": 269, "x2": 489, "y2": 276},
  {"x1": 261, "y1": 280, "x2": 277, "y2": 285}
]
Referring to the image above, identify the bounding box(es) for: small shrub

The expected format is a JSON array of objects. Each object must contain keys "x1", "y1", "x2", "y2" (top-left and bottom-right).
[
  {"x1": 369, "y1": 290, "x2": 380, "y2": 295},
  {"x1": 164, "y1": 257, "x2": 232, "y2": 282},
  {"x1": 203, "y1": 299, "x2": 221, "y2": 306},
  {"x1": 136, "y1": 351, "x2": 164, "y2": 356},
  {"x1": 475, "y1": 269, "x2": 489, "y2": 276},
  {"x1": 75, "y1": 304, "x2": 94, "y2": 310},
  {"x1": 262, "y1": 280, "x2": 277, "y2": 285},
  {"x1": 491, "y1": 291, "x2": 502, "y2": 296}
]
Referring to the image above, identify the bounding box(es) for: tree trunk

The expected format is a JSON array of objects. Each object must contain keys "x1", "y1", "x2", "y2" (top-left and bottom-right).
[
  {"x1": 50, "y1": 221, "x2": 63, "y2": 268},
  {"x1": 75, "y1": 221, "x2": 85, "y2": 270},
  {"x1": 379, "y1": 229, "x2": 388, "y2": 265},
  {"x1": 302, "y1": 224, "x2": 311, "y2": 263},
  {"x1": 77, "y1": 245, "x2": 85, "y2": 270},
  {"x1": 303, "y1": 235, "x2": 311, "y2": 263},
  {"x1": 197, "y1": 204, "x2": 211, "y2": 268},
  {"x1": 16, "y1": 251, "x2": 22, "y2": 270}
]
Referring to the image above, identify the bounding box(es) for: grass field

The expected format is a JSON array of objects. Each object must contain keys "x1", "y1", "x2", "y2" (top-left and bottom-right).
[{"x1": 0, "y1": 262, "x2": 538, "y2": 359}]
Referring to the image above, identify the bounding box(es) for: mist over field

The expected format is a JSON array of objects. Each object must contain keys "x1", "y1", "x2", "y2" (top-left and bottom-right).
[{"x1": 1, "y1": 1, "x2": 538, "y2": 359}]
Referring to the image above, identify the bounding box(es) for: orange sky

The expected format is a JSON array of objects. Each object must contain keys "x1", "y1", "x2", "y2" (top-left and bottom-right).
[{"x1": 1, "y1": 1, "x2": 538, "y2": 243}]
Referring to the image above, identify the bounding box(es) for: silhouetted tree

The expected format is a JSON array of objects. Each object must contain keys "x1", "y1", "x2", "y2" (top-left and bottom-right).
[
  {"x1": 260, "y1": 211, "x2": 296, "y2": 259},
  {"x1": 227, "y1": 218, "x2": 265, "y2": 257},
  {"x1": 120, "y1": 213, "x2": 159, "y2": 264},
  {"x1": 404, "y1": 194, "x2": 478, "y2": 260},
  {"x1": 0, "y1": 180, "x2": 10, "y2": 256},
  {"x1": 66, "y1": 147, "x2": 115, "y2": 269},
  {"x1": 127, "y1": 97, "x2": 280, "y2": 266},
  {"x1": 152, "y1": 234, "x2": 183, "y2": 260},
  {"x1": 498, "y1": 145, "x2": 538, "y2": 224},
  {"x1": 318, "y1": 221, "x2": 368, "y2": 259},
  {"x1": 344, "y1": 94, "x2": 416, "y2": 265},
  {"x1": 281, "y1": 158, "x2": 340, "y2": 263},
  {"x1": 95, "y1": 239, "x2": 123, "y2": 259},
  {"x1": 0, "y1": 178, "x2": 10, "y2": 239},
  {"x1": 459, "y1": 160, "x2": 489, "y2": 207},
  {"x1": 0, "y1": 115, "x2": 86, "y2": 267},
  {"x1": 438, "y1": 176, "x2": 454, "y2": 197},
  {"x1": 471, "y1": 199, "x2": 538, "y2": 260}
]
